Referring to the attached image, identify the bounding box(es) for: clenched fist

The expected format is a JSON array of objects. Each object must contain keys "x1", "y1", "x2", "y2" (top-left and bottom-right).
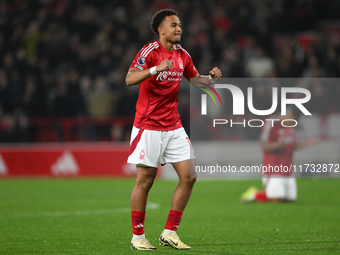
[
  {"x1": 209, "y1": 67, "x2": 222, "y2": 80},
  {"x1": 156, "y1": 59, "x2": 173, "y2": 72}
]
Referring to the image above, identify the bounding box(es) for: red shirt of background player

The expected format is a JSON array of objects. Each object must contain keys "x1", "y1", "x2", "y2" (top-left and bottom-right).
[
  {"x1": 130, "y1": 41, "x2": 198, "y2": 131},
  {"x1": 261, "y1": 120, "x2": 296, "y2": 176}
]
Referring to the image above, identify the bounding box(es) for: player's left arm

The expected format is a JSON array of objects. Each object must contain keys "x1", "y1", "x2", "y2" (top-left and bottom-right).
[
  {"x1": 295, "y1": 137, "x2": 319, "y2": 150},
  {"x1": 188, "y1": 67, "x2": 222, "y2": 88}
]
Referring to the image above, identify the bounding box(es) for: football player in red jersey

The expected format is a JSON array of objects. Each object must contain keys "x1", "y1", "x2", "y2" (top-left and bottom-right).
[
  {"x1": 126, "y1": 9, "x2": 222, "y2": 250},
  {"x1": 241, "y1": 107, "x2": 318, "y2": 203}
]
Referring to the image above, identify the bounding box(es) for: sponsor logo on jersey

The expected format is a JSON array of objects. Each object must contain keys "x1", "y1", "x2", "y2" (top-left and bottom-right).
[
  {"x1": 139, "y1": 149, "x2": 145, "y2": 160},
  {"x1": 156, "y1": 71, "x2": 183, "y2": 81},
  {"x1": 137, "y1": 56, "x2": 146, "y2": 65}
]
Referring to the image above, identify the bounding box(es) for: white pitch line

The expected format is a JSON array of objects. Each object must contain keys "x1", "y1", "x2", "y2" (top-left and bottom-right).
[{"x1": 1, "y1": 202, "x2": 160, "y2": 218}]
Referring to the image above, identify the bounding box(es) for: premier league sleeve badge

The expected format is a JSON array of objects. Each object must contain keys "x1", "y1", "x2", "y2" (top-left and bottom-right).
[{"x1": 137, "y1": 56, "x2": 146, "y2": 66}]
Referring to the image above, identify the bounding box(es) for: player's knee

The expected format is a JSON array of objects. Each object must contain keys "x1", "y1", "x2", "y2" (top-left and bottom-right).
[
  {"x1": 190, "y1": 177, "x2": 197, "y2": 187},
  {"x1": 190, "y1": 176, "x2": 197, "y2": 184},
  {"x1": 136, "y1": 176, "x2": 155, "y2": 191},
  {"x1": 180, "y1": 176, "x2": 197, "y2": 186}
]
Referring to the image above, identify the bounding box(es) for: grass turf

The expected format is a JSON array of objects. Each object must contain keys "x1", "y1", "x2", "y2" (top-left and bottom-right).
[{"x1": 0, "y1": 178, "x2": 339, "y2": 255}]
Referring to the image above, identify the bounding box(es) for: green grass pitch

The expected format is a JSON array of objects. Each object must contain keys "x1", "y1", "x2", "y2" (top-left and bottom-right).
[{"x1": 0, "y1": 178, "x2": 339, "y2": 254}]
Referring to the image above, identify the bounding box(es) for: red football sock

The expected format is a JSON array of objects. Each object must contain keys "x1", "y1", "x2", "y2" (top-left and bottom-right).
[
  {"x1": 255, "y1": 191, "x2": 268, "y2": 202},
  {"x1": 164, "y1": 210, "x2": 183, "y2": 231},
  {"x1": 131, "y1": 210, "x2": 146, "y2": 235}
]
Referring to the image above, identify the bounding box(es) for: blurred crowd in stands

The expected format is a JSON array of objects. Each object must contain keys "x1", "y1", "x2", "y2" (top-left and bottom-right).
[{"x1": 1, "y1": 0, "x2": 340, "y2": 142}]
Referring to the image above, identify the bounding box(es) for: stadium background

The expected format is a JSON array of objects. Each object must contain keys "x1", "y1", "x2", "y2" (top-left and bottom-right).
[{"x1": 0, "y1": 0, "x2": 340, "y2": 177}]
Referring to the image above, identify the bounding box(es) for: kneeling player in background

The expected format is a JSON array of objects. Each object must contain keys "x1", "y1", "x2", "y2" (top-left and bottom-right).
[{"x1": 241, "y1": 108, "x2": 318, "y2": 203}]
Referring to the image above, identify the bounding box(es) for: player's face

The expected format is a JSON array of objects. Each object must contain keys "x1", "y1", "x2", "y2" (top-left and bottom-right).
[{"x1": 159, "y1": 15, "x2": 182, "y2": 43}]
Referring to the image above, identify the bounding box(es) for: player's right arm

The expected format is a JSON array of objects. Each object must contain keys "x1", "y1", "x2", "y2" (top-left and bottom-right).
[
  {"x1": 125, "y1": 59, "x2": 172, "y2": 86},
  {"x1": 295, "y1": 137, "x2": 319, "y2": 150}
]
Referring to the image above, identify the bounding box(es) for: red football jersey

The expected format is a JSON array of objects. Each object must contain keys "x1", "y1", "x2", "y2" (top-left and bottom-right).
[
  {"x1": 130, "y1": 41, "x2": 198, "y2": 131},
  {"x1": 261, "y1": 119, "x2": 296, "y2": 176}
]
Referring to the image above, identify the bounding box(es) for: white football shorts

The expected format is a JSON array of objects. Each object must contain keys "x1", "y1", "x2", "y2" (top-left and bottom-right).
[
  {"x1": 262, "y1": 176, "x2": 297, "y2": 201},
  {"x1": 127, "y1": 126, "x2": 195, "y2": 168}
]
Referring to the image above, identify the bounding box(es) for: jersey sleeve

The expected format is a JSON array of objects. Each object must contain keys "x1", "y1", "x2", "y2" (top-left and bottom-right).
[
  {"x1": 183, "y1": 52, "x2": 198, "y2": 79},
  {"x1": 130, "y1": 46, "x2": 152, "y2": 71}
]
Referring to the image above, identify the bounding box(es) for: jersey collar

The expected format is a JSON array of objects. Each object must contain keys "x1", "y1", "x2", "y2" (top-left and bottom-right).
[{"x1": 158, "y1": 41, "x2": 176, "y2": 54}]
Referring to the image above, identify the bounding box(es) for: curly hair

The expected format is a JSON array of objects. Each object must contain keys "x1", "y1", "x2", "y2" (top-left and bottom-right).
[{"x1": 150, "y1": 9, "x2": 178, "y2": 34}]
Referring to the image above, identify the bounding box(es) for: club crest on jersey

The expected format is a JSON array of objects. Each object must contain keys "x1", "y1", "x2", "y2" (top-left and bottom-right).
[
  {"x1": 139, "y1": 149, "x2": 145, "y2": 160},
  {"x1": 178, "y1": 58, "x2": 184, "y2": 69},
  {"x1": 137, "y1": 56, "x2": 146, "y2": 66}
]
